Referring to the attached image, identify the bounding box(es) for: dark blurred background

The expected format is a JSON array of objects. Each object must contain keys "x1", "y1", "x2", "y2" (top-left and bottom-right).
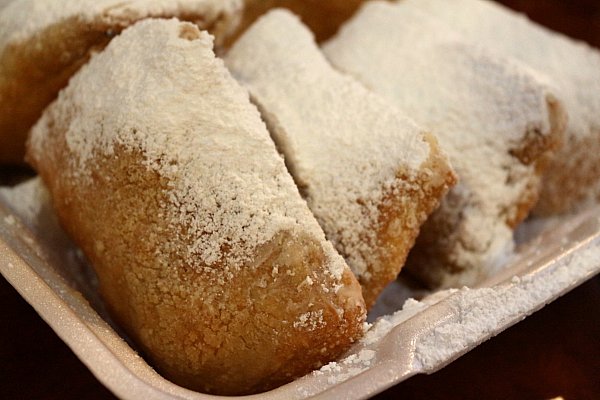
[
  {"x1": 501, "y1": 0, "x2": 600, "y2": 47},
  {"x1": 1, "y1": 1, "x2": 599, "y2": 399}
]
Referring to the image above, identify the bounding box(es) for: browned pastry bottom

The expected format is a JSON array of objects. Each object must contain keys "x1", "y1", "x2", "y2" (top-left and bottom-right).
[
  {"x1": 364, "y1": 134, "x2": 456, "y2": 306},
  {"x1": 26, "y1": 19, "x2": 365, "y2": 395},
  {"x1": 35, "y1": 148, "x2": 365, "y2": 395}
]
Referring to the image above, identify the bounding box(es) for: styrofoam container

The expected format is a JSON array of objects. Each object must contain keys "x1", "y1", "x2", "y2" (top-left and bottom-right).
[{"x1": 0, "y1": 178, "x2": 599, "y2": 399}]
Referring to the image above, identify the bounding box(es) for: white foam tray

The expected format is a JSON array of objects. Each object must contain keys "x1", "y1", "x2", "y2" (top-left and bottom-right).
[{"x1": 1, "y1": 180, "x2": 599, "y2": 399}]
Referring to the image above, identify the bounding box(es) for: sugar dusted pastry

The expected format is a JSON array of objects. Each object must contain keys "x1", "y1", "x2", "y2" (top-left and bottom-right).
[
  {"x1": 26, "y1": 19, "x2": 365, "y2": 395},
  {"x1": 324, "y1": 2, "x2": 566, "y2": 288},
  {"x1": 0, "y1": 0, "x2": 242, "y2": 164},
  {"x1": 225, "y1": 9, "x2": 455, "y2": 307},
  {"x1": 404, "y1": 0, "x2": 600, "y2": 215}
]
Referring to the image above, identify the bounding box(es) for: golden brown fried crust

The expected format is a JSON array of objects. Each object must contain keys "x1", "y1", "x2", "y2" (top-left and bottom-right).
[
  {"x1": 507, "y1": 97, "x2": 566, "y2": 224},
  {"x1": 534, "y1": 128, "x2": 600, "y2": 216},
  {"x1": 1, "y1": 1, "x2": 364, "y2": 164},
  {"x1": 28, "y1": 132, "x2": 366, "y2": 394},
  {"x1": 361, "y1": 133, "x2": 456, "y2": 307},
  {"x1": 507, "y1": 97, "x2": 567, "y2": 224},
  {"x1": 0, "y1": 11, "x2": 228, "y2": 165},
  {"x1": 0, "y1": 17, "x2": 111, "y2": 164}
]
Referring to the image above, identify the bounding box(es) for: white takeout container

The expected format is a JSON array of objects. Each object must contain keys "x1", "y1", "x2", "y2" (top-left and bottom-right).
[{"x1": 1, "y1": 179, "x2": 599, "y2": 400}]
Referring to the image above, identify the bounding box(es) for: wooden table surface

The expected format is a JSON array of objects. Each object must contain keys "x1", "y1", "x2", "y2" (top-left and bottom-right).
[{"x1": 1, "y1": 1, "x2": 600, "y2": 399}]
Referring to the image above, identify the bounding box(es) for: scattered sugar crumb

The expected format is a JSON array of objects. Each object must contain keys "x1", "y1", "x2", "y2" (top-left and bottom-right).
[
  {"x1": 314, "y1": 349, "x2": 376, "y2": 384},
  {"x1": 413, "y1": 243, "x2": 600, "y2": 370},
  {"x1": 307, "y1": 225, "x2": 599, "y2": 386},
  {"x1": 293, "y1": 310, "x2": 324, "y2": 331},
  {"x1": 361, "y1": 298, "x2": 428, "y2": 346}
]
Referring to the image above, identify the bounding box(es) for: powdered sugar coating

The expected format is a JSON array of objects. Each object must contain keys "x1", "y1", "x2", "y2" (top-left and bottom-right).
[
  {"x1": 324, "y1": 2, "x2": 560, "y2": 287},
  {"x1": 0, "y1": 177, "x2": 50, "y2": 221},
  {"x1": 348, "y1": 234, "x2": 600, "y2": 374},
  {"x1": 314, "y1": 348, "x2": 376, "y2": 385},
  {"x1": 225, "y1": 9, "x2": 432, "y2": 278},
  {"x1": 28, "y1": 18, "x2": 346, "y2": 280},
  {"x1": 0, "y1": 0, "x2": 242, "y2": 50},
  {"x1": 413, "y1": 244, "x2": 600, "y2": 370},
  {"x1": 404, "y1": 0, "x2": 600, "y2": 214}
]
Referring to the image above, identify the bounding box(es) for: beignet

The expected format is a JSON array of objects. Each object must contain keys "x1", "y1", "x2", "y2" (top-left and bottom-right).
[
  {"x1": 0, "y1": 0, "x2": 242, "y2": 164},
  {"x1": 27, "y1": 19, "x2": 365, "y2": 395},
  {"x1": 405, "y1": 0, "x2": 600, "y2": 215},
  {"x1": 226, "y1": 9, "x2": 456, "y2": 307},
  {"x1": 324, "y1": 2, "x2": 566, "y2": 288}
]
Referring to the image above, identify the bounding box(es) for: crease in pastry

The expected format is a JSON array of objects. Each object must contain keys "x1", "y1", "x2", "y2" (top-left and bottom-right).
[
  {"x1": 26, "y1": 18, "x2": 365, "y2": 395},
  {"x1": 323, "y1": 1, "x2": 566, "y2": 288},
  {"x1": 225, "y1": 9, "x2": 456, "y2": 307},
  {"x1": 403, "y1": 0, "x2": 600, "y2": 215},
  {"x1": 0, "y1": 0, "x2": 243, "y2": 164}
]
